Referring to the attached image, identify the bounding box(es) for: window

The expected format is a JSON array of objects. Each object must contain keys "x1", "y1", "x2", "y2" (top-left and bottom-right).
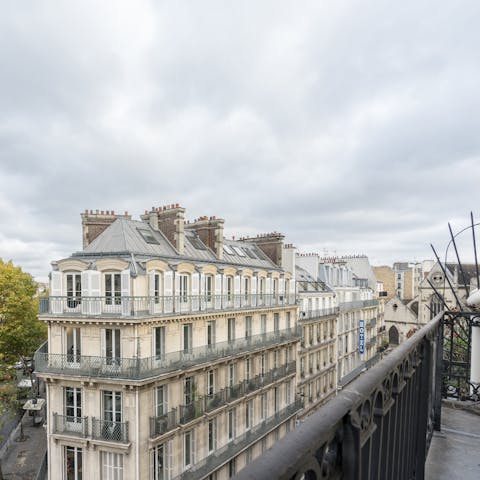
[
  {"x1": 227, "y1": 318, "x2": 236, "y2": 343},
  {"x1": 152, "y1": 442, "x2": 172, "y2": 480},
  {"x1": 228, "y1": 409, "x2": 236, "y2": 441},
  {"x1": 64, "y1": 387, "x2": 82, "y2": 432},
  {"x1": 286, "y1": 312, "x2": 291, "y2": 330},
  {"x1": 206, "y1": 321, "x2": 216, "y2": 347},
  {"x1": 65, "y1": 326, "x2": 81, "y2": 362},
  {"x1": 65, "y1": 446, "x2": 82, "y2": 480},
  {"x1": 309, "y1": 325, "x2": 314, "y2": 345},
  {"x1": 155, "y1": 385, "x2": 167, "y2": 417},
  {"x1": 274, "y1": 313, "x2": 279, "y2": 332},
  {"x1": 261, "y1": 315, "x2": 267, "y2": 335},
  {"x1": 226, "y1": 276, "x2": 233, "y2": 301},
  {"x1": 244, "y1": 277, "x2": 250, "y2": 301},
  {"x1": 205, "y1": 275, "x2": 213, "y2": 302},
  {"x1": 245, "y1": 316, "x2": 252, "y2": 339},
  {"x1": 179, "y1": 275, "x2": 189, "y2": 303},
  {"x1": 274, "y1": 387, "x2": 279, "y2": 412},
  {"x1": 183, "y1": 324, "x2": 192, "y2": 353},
  {"x1": 153, "y1": 273, "x2": 162, "y2": 303},
  {"x1": 208, "y1": 418, "x2": 217, "y2": 453},
  {"x1": 154, "y1": 327, "x2": 165, "y2": 360},
  {"x1": 207, "y1": 370, "x2": 215, "y2": 396},
  {"x1": 105, "y1": 273, "x2": 121, "y2": 305},
  {"x1": 138, "y1": 227, "x2": 160, "y2": 244},
  {"x1": 184, "y1": 430, "x2": 194, "y2": 468},
  {"x1": 245, "y1": 358, "x2": 251, "y2": 381},
  {"x1": 273, "y1": 350, "x2": 278, "y2": 369},
  {"x1": 285, "y1": 381, "x2": 291, "y2": 405},
  {"x1": 102, "y1": 452, "x2": 123, "y2": 480},
  {"x1": 260, "y1": 353, "x2": 266, "y2": 376},
  {"x1": 66, "y1": 273, "x2": 81, "y2": 307},
  {"x1": 260, "y1": 393, "x2": 267, "y2": 420},
  {"x1": 245, "y1": 400, "x2": 253, "y2": 430},
  {"x1": 102, "y1": 391, "x2": 122, "y2": 441},
  {"x1": 184, "y1": 377, "x2": 194, "y2": 405},
  {"x1": 259, "y1": 278, "x2": 265, "y2": 299},
  {"x1": 228, "y1": 458, "x2": 236, "y2": 478},
  {"x1": 104, "y1": 329, "x2": 120, "y2": 365},
  {"x1": 227, "y1": 364, "x2": 235, "y2": 388}
]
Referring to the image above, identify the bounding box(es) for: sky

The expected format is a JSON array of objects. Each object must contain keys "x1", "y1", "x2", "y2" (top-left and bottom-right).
[{"x1": 1, "y1": 0, "x2": 480, "y2": 280}]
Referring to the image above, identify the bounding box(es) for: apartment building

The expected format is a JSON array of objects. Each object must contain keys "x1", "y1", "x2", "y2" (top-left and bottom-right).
[
  {"x1": 295, "y1": 264, "x2": 337, "y2": 417},
  {"x1": 35, "y1": 205, "x2": 300, "y2": 480}
]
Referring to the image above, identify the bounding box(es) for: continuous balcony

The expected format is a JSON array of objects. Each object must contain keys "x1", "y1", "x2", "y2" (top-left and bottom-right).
[
  {"x1": 52, "y1": 413, "x2": 88, "y2": 437},
  {"x1": 38, "y1": 293, "x2": 297, "y2": 318},
  {"x1": 179, "y1": 399, "x2": 303, "y2": 480},
  {"x1": 298, "y1": 307, "x2": 339, "y2": 321},
  {"x1": 34, "y1": 328, "x2": 300, "y2": 381},
  {"x1": 150, "y1": 362, "x2": 296, "y2": 437},
  {"x1": 339, "y1": 299, "x2": 378, "y2": 311}
]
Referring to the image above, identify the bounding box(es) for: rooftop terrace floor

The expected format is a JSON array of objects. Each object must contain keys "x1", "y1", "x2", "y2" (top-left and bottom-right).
[{"x1": 426, "y1": 404, "x2": 480, "y2": 480}]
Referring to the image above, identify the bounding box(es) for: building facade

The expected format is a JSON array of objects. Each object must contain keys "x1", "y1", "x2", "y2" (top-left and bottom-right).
[{"x1": 35, "y1": 205, "x2": 301, "y2": 480}]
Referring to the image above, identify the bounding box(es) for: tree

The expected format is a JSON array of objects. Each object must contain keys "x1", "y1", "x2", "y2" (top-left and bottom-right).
[{"x1": 0, "y1": 259, "x2": 46, "y2": 365}]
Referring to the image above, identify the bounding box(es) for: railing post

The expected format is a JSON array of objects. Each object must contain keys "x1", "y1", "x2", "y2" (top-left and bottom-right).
[{"x1": 433, "y1": 315, "x2": 443, "y2": 431}]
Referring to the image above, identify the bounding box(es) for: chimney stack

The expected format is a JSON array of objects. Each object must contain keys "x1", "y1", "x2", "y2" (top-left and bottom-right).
[
  {"x1": 241, "y1": 232, "x2": 285, "y2": 267},
  {"x1": 185, "y1": 215, "x2": 225, "y2": 259},
  {"x1": 81, "y1": 209, "x2": 131, "y2": 249},
  {"x1": 141, "y1": 203, "x2": 185, "y2": 253}
]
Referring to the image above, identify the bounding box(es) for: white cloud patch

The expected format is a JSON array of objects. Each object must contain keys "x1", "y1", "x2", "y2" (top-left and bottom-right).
[{"x1": 1, "y1": 0, "x2": 480, "y2": 277}]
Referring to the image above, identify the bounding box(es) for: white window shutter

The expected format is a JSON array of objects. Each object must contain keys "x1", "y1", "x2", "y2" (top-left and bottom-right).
[
  {"x1": 51, "y1": 271, "x2": 62, "y2": 296},
  {"x1": 166, "y1": 439, "x2": 173, "y2": 479},
  {"x1": 90, "y1": 271, "x2": 101, "y2": 315},
  {"x1": 164, "y1": 270, "x2": 173, "y2": 313},
  {"x1": 81, "y1": 271, "x2": 90, "y2": 315},
  {"x1": 214, "y1": 274, "x2": 222, "y2": 295},
  {"x1": 266, "y1": 277, "x2": 272, "y2": 295},
  {"x1": 121, "y1": 269, "x2": 131, "y2": 316},
  {"x1": 279, "y1": 278, "x2": 285, "y2": 294},
  {"x1": 251, "y1": 276, "x2": 257, "y2": 294},
  {"x1": 51, "y1": 271, "x2": 63, "y2": 314},
  {"x1": 200, "y1": 273, "x2": 205, "y2": 295},
  {"x1": 174, "y1": 272, "x2": 180, "y2": 296},
  {"x1": 192, "y1": 273, "x2": 199, "y2": 295},
  {"x1": 148, "y1": 271, "x2": 155, "y2": 298},
  {"x1": 234, "y1": 275, "x2": 240, "y2": 294},
  {"x1": 191, "y1": 429, "x2": 196, "y2": 465}
]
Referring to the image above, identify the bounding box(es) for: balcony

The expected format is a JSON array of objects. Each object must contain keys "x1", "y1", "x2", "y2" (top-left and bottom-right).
[
  {"x1": 38, "y1": 293, "x2": 296, "y2": 318},
  {"x1": 179, "y1": 399, "x2": 303, "y2": 480},
  {"x1": 52, "y1": 413, "x2": 88, "y2": 437},
  {"x1": 150, "y1": 362, "x2": 296, "y2": 437},
  {"x1": 34, "y1": 328, "x2": 300, "y2": 381},
  {"x1": 298, "y1": 307, "x2": 339, "y2": 321},
  {"x1": 339, "y1": 299, "x2": 378, "y2": 311},
  {"x1": 236, "y1": 313, "x2": 444, "y2": 479},
  {"x1": 91, "y1": 418, "x2": 129, "y2": 443}
]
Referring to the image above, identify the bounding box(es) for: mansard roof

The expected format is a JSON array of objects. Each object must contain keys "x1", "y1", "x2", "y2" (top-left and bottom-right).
[{"x1": 72, "y1": 217, "x2": 280, "y2": 271}]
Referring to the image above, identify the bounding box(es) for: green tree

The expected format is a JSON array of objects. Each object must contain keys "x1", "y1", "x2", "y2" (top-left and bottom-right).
[{"x1": 0, "y1": 259, "x2": 46, "y2": 365}]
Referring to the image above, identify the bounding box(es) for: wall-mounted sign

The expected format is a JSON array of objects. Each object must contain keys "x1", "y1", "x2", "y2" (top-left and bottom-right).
[{"x1": 359, "y1": 320, "x2": 365, "y2": 355}]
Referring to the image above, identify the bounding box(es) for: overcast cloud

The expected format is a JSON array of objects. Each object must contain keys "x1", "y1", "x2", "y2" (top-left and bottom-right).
[{"x1": 1, "y1": 0, "x2": 480, "y2": 279}]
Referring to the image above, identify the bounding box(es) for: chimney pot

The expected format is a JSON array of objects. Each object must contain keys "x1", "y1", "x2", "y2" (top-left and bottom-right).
[
  {"x1": 85, "y1": 209, "x2": 88, "y2": 213},
  {"x1": 125, "y1": 211, "x2": 128, "y2": 216}
]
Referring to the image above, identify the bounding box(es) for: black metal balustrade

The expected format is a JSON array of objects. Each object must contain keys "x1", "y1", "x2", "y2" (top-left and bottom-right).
[
  {"x1": 91, "y1": 418, "x2": 129, "y2": 443},
  {"x1": 34, "y1": 327, "x2": 299, "y2": 381},
  {"x1": 38, "y1": 293, "x2": 297, "y2": 317},
  {"x1": 235, "y1": 312, "x2": 443, "y2": 480},
  {"x1": 179, "y1": 399, "x2": 303, "y2": 480},
  {"x1": 150, "y1": 362, "x2": 296, "y2": 437},
  {"x1": 298, "y1": 307, "x2": 340, "y2": 321},
  {"x1": 52, "y1": 413, "x2": 88, "y2": 437}
]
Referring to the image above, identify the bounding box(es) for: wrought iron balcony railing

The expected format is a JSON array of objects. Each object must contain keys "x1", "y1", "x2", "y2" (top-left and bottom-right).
[
  {"x1": 34, "y1": 328, "x2": 300, "y2": 380},
  {"x1": 38, "y1": 293, "x2": 297, "y2": 317},
  {"x1": 339, "y1": 299, "x2": 378, "y2": 311},
  {"x1": 91, "y1": 418, "x2": 129, "y2": 443},
  {"x1": 149, "y1": 362, "x2": 296, "y2": 437},
  {"x1": 52, "y1": 413, "x2": 88, "y2": 437},
  {"x1": 179, "y1": 399, "x2": 303, "y2": 480},
  {"x1": 235, "y1": 312, "x2": 443, "y2": 480},
  {"x1": 298, "y1": 307, "x2": 339, "y2": 321}
]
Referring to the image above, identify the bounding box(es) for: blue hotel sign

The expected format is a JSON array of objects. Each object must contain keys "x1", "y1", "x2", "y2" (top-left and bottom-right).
[{"x1": 359, "y1": 320, "x2": 365, "y2": 355}]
